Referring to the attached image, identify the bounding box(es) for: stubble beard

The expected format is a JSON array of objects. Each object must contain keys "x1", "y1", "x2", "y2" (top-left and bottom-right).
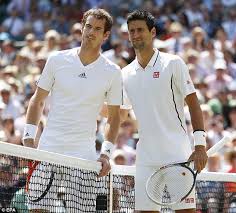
[{"x1": 132, "y1": 41, "x2": 145, "y2": 51}]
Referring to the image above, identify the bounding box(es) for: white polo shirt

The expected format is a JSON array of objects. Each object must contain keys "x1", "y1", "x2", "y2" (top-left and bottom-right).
[
  {"x1": 37, "y1": 48, "x2": 122, "y2": 159},
  {"x1": 122, "y1": 50, "x2": 196, "y2": 166}
]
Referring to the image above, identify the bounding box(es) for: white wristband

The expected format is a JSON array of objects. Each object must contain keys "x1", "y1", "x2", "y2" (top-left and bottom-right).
[
  {"x1": 193, "y1": 130, "x2": 206, "y2": 147},
  {"x1": 23, "y1": 124, "x2": 38, "y2": 140},
  {"x1": 101, "y1": 141, "x2": 114, "y2": 158}
]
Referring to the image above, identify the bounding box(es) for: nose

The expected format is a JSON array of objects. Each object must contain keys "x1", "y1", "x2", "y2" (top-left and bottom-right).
[
  {"x1": 131, "y1": 30, "x2": 140, "y2": 39},
  {"x1": 87, "y1": 27, "x2": 96, "y2": 36}
]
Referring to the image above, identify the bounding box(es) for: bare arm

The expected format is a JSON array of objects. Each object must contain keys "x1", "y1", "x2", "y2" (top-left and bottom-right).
[
  {"x1": 104, "y1": 105, "x2": 120, "y2": 147},
  {"x1": 185, "y1": 92, "x2": 208, "y2": 172},
  {"x1": 100, "y1": 104, "x2": 129, "y2": 123},
  {"x1": 185, "y1": 93, "x2": 204, "y2": 132},
  {"x1": 23, "y1": 87, "x2": 49, "y2": 148},
  {"x1": 98, "y1": 105, "x2": 120, "y2": 177},
  {"x1": 120, "y1": 109, "x2": 129, "y2": 122}
]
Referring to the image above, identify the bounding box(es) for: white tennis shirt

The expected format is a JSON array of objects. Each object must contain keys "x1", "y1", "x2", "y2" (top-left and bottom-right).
[
  {"x1": 37, "y1": 48, "x2": 122, "y2": 159},
  {"x1": 122, "y1": 50, "x2": 196, "y2": 166}
]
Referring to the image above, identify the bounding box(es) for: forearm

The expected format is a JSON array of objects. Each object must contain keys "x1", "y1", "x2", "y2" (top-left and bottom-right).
[
  {"x1": 26, "y1": 95, "x2": 45, "y2": 125},
  {"x1": 185, "y1": 93, "x2": 204, "y2": 131},
  {"x1": 100, "y1": 106, "x2": 120, "y2": 160},
  {"x1": 23, "y1": 96, "x2": 45, "y2": 148},
  {"x1": 188, "y1": 103, "x2": 204, "y2": 131},
  {"x1": 186, "y1": 93, "x2": 206, "y2": 148},
  {"x1": 104, "y1": 115, "x2": 120, "y2": 144}
]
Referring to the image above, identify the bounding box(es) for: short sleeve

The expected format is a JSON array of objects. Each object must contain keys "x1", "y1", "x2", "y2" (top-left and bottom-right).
[
  {"x1": 121, "y1": 85, "x2": 132, "y2": 110},
  {"x1": 37, "y1": 54, "x2": 55, "y2": 91},
  {"x1": 106, "y1": 68, "x2": 123, "y2": 106},
  {"x1": 173, "y1": 57, "x2": 196, "y2": 97},
  {"x1": 120, "y1": 68, "x2": 132, "y2": 110}
]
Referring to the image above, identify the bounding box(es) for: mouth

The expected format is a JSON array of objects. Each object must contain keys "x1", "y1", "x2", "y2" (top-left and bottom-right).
[
  {"x1": 132, "y1": 39, "x2": 142, "y2": 42},
  {"x1": 86, "y1": 36, "x2": 95, "y2": 40}
]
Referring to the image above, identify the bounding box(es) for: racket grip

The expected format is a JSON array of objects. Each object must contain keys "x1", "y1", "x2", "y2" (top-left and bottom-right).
[{"x1": 206, "y1": 135, "x2": 232, "y2": 157}]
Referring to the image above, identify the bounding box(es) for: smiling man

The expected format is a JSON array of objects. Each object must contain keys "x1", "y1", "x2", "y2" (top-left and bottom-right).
[
  {"x1": 23, "y1": 9, "x2": 122, "y2": 212},
  {"x1": 121, "y1": 10, "x2": 208, "y2": 213}
]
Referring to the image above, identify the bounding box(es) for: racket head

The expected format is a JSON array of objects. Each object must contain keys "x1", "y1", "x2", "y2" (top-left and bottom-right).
[
  {"x1": 27, "y1": 162, "x2": 55, "y2": 202},
  {"x1": 146, "y1": 162, "x2": 197, "y2": 206}
]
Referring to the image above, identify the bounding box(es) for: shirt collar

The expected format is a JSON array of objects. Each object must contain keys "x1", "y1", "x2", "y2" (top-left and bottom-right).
[{"x1": 134, "y1": 49, "x2": 160, "y2": 71}]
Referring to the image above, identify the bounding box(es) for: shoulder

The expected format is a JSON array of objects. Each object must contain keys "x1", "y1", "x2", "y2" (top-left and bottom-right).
[
  {"x1": 159, "y1": 51, "x2": 183, "y2": 65},
  {"x1": 160, "y1": 52, "x2": 188, "y2": 73},
  {"x1": 47, "y1": 48, "x2": 75, "y2": 62},
  {"x1": 121, "y1": 60, "x2": 136, "y2": 77},
  {"x1": 100, "y1": 54, "x2": 121, "y2": 73}
]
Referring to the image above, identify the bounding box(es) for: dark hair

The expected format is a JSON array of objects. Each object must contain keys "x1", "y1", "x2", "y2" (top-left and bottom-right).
[
  {"x1": 82, "y1": 8, "x2": 113, "y2": 33},
  {"x1": 127, "y1": 10, "x2": 155, "y2": 31}
]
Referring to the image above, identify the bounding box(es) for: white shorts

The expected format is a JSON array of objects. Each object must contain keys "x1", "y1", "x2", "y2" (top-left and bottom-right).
[
  {"x1": 27, "y1": 162, "x2": 107, "y2": 212},
  {"x1": 135, "y1": 165, "x2": 196, "y2": 211}
]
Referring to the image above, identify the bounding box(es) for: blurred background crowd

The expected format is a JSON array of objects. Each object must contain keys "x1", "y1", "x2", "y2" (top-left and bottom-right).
[{"x1": 1, "y1": 1, "x2": 236, "y2": 207}]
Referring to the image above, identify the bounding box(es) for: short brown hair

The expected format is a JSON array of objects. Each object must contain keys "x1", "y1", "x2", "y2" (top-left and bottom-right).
[{"x1": 82, "y1": 9, "x2": 113, "y2": 33}]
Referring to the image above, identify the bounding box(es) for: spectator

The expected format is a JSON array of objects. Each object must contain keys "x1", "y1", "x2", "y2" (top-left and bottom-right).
[
  {"x1": 198, "y1": 39, "x2": 224, "y2": 76},
  {"x1": 191, "y1": 26, "x2": 207, "y2": 52},
  {"x1": 0, "y1": 83, "x2": 22, "y2": 119},
  {"x1": 115, "y1": 131, "x2": 136, "y2": 166},
  {"x1": 112, "y1": 149, "x2": 127, "y2": 165},
  {"x1": 0, "y1": 40, "x2": 16, "y2": 67},
  {"x1": 20, "y1": 33, "x2": 36, "y2": 61},
  {"x1": 214, "y1": 27, "x2": 232, "y2": 52},
  {"x1": 38, "y1": 29, "x2": 60, "y2": 57},
  {"x1": 1, "y1": 116, "x2": 21, "y2": 145},
  {"x1": 165, "y1": 21, "x2": 184, "y2": 54},
  {"x1": 222, "y1": 9, "x2": 236, "y2": 41},
  {"x1": 204, "y1": 59, "x2": 233, "y2": 97},
  {"x1": 2, "y1": 9, "x2": 24, "y2": 40},
  {"x1": 69, "y1": 22, "x2": 82, "y2": 48}
]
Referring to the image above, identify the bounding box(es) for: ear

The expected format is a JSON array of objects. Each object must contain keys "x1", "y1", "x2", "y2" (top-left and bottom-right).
[
  {"x1": 103, "y1": 31, "x2": 110, "y2": 42},
  {"x1": 151, "y1": 27, "x2": 156, "y2": 39},
  {"x1": 81, "y1": 24, "x2": 85, "y2": 33},
  {"x1": 128, "y1": 34, "x2": 131, "y2": 42}
]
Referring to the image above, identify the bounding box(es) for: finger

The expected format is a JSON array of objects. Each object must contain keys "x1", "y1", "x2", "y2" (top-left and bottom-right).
[
  {"x1": 98, "y1": 167, "x2": 106, "y2": 177},
  {"x1": 197, "y1": 159, "x2": 204, "y2": 173},
  {"x1": 98, "y1": 167, "x2": 110, "y2": 177},
  {"x1": 98, "y1": 162, "x2": 110, "y2": 177},
  {"x1": 188, "y1": 153, "x2": 194, "y2": 162}
]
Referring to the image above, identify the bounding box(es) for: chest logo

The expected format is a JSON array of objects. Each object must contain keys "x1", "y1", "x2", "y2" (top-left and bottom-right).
[
  {"x1": 153, "y1": 72, "x2": 160, "y2": 78},
  {"x1": 78, "y1": 73, "x2": 87, "y2": 78}
]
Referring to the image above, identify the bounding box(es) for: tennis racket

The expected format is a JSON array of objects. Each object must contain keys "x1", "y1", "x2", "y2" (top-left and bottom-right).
[
  {"x1": 27, "y1": 161, "x2": 56, "y2": 202},
  {"x1": 145, "y1": 135, "x2": 232, "y2": 206}
]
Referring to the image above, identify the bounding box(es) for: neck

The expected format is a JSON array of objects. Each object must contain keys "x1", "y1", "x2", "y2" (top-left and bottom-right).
[
  {"x1": 135, "y1": 47, "x2": 155, "y2": 69},
  {"x1": 79, "y1": 44, "x2": 100, "y2": 65}
]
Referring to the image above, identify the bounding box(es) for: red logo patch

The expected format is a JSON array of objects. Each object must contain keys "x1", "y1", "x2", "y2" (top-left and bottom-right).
[{"x1": 153, "y1": 72, "x2": 160, "y2": 78}]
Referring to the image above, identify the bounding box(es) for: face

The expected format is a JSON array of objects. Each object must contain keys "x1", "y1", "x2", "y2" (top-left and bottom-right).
[
  {"x1": 82, "y1": 15, "x2": 110, "y2": 48},
  {"x1": 114, "y1": 156, "x2": 126, "y2": 165},
  {"x1": 128, "y1": 20, "x2": 155, "y2": 50},
  {"x1": 1, "y1": 90, "x2": 10, "y2": 104}
]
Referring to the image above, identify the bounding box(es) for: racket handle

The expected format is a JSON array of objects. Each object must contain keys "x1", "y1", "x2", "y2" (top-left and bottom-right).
[{"x1": 206, "y1": 135, "x2": 232, "y2": 157}]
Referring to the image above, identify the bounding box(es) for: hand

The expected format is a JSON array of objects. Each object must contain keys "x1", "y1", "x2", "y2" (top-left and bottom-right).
[
  {"x1": 188, "y1": 145, "x2": 208, "y2": 173},
  {"x1": 97, "y1": 154, "x2": 111, "y2": 177},
  {"x1": 23, "y1": 138, "x2": 35, "y2": 148}
]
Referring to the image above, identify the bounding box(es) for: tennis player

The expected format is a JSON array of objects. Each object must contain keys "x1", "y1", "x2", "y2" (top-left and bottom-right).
[
  {"x1": 23, "y1": 9, "x2": 121, "y2": 212},
  {"x1": 121, "y1": 10, "x2": 208, "y2": 212}
]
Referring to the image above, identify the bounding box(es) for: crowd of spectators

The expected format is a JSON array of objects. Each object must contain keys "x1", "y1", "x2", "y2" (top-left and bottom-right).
[{"x1": 0, "y1": 0, "x2": 236, "y2": 210}]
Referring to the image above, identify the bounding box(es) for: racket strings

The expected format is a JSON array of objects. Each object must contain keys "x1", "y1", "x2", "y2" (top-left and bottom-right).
[{"x1": 147, "y1": 165, "x2": 195, "y2": 205}]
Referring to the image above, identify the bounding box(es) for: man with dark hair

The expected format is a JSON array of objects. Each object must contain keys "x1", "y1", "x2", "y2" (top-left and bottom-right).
[
  {"x1": 23, "y1": 8, "x2": 122, "y2": 212},
  {"x1": 121, "y1": 10, "x2": 208, "y2": 213}
]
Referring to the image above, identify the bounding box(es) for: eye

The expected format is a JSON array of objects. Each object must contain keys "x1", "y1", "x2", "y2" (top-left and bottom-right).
[
  {"x1": 130, "y1": 29, "x2": 135, "y2": 34},
  {"x1": 85, "y1": 24, "x2": 92, "y2": 29},
  {"x1": 95, "y1": 27, "x2": 102, "y2": 31},
  {"x1": 137, "y1": 28, "x2": 144, "y2": 33}
]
